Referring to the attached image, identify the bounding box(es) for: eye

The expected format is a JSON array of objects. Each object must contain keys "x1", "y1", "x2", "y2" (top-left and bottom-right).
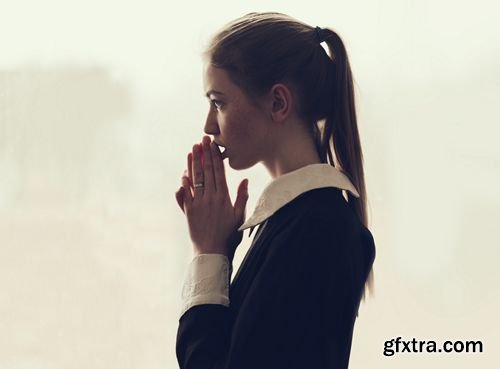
[{"x1": 210, "y1": 99, "x2": 223, "y2": 110}]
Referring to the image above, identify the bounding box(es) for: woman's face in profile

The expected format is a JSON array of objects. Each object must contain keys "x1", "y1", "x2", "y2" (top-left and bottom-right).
[{"x1": 203, "y1": 64, "x2": 272, "y2": 170}]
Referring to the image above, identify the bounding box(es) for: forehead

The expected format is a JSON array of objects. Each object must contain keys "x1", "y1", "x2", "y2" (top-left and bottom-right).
[{"x1": 203, "y1": 64, "x2": 240, "y2": 97}]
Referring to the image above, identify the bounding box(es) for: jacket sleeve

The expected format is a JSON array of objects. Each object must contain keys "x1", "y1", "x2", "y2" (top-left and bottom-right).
[{"x1": 176, "y1": 218, "x2": 357, "y2": 369}]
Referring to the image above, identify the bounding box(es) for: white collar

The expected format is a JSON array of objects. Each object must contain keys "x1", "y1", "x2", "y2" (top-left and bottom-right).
[{"x1": 238, "y1": 163, "x2": 360, "y2": 232}]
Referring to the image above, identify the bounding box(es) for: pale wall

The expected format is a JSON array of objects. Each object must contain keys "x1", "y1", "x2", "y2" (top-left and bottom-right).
[{"x1": 1, "y1": 0, "x2": 499, "y2": 368}]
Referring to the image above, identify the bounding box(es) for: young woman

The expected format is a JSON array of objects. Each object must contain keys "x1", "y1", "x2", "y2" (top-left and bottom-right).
[{"x1": 174, "y1": 12, "x2": 376, "y2": 369}]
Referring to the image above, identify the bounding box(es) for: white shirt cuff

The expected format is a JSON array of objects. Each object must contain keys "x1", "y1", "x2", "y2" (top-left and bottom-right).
[{"x1": 179, "y1": 253, "x2": 232, "y2": 318}]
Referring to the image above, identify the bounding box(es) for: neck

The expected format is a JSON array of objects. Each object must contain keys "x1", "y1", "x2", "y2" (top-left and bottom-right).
[{"x1": 261, "y1": 130, "x2": 323, "y2": 179}]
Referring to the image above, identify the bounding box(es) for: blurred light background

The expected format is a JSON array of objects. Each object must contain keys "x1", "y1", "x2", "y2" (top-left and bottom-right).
[{"x1": 1, "y1": 0, "x2": 499, "y2": 368}]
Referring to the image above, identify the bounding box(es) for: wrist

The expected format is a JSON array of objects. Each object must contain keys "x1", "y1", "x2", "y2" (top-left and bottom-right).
[{"x1": 193, "y1": 249, "x2": 230, "y2": 260}]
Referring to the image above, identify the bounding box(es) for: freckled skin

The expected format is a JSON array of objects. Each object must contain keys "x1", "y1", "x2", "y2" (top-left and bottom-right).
[{"x1": 203, "y1": 64, "x2": 273, "y2": 170}]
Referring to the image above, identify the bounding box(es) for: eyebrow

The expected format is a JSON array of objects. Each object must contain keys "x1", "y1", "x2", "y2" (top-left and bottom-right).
[{"x1": 205, "y1": 89, "x2": 226, "y2": 98}]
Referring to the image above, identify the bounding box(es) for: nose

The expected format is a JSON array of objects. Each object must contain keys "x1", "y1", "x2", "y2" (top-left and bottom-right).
[{"x1": 203, "y1": 108, "x2": 219, "y2": 136}]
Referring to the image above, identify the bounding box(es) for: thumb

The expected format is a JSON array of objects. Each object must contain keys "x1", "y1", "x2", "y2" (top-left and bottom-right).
[
  {"x1": 175, "y1": 186, "x2": 185, "y2": 213},
  {"x1": 233, "y1": 178, "x2": 249, "y2": 222}
]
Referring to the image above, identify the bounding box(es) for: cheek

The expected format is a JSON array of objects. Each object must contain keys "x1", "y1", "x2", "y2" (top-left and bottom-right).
[
  {"x1": 223, "y1": 103, "x2": 267, "y2": 156},
  {"x1": 224, "y1": 110, "x2": 252, "y2": 141}
]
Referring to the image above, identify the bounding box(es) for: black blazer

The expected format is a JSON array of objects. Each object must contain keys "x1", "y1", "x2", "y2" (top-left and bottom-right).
[{"x1": 176, "y1": 187, "x2": 376, "y2": 369}]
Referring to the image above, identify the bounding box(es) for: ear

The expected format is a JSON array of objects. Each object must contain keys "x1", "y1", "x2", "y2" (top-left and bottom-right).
[{"x1": 269, "y1": 83, "x2": 293, "y2": 123}]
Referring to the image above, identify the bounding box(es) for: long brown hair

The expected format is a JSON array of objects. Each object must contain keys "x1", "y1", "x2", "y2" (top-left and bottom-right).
[{"x1": 204, "y1": 12, "x2": 374, "y2": 297}]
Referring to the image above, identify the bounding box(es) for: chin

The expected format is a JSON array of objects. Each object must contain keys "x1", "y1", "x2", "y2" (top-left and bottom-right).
[{"x1": 226, "y1": 155, "x2": 256, "y2": 171}]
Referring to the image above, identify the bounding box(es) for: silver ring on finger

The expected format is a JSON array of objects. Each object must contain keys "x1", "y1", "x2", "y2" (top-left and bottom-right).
[{"x1": 193, "y1": 182, "x2": 204, "y2": 188}]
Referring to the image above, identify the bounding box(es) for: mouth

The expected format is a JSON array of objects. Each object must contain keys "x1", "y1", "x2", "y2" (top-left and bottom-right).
[{"x1": 214, "y1": 142, "x2": 228, "y2": 159}]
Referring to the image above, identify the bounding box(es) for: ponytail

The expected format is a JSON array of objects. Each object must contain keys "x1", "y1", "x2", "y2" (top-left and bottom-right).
[{"x1": 319, "y1": 28, "x2": 375, "y2": 299}]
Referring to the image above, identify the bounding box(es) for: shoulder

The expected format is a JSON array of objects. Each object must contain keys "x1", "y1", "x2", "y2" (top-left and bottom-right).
[
  {"x1": 264, "y1": 186, "x2": 374, "y2": 265},
  {"x1": 271, "y1": 187, "x2": 358, "y2": 233}
]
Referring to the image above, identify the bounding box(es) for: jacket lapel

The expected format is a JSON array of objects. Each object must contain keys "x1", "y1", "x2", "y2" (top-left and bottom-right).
[{"x1": 230, "y1": 219, "x2": 272, "y2": 313}]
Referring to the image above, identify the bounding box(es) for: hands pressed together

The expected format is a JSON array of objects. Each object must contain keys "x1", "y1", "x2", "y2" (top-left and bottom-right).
[{"x1": 175, "y1": 135, "x2": 249, "y2": 263}]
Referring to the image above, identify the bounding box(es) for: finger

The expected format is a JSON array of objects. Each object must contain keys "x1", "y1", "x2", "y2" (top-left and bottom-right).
[
  {"x1": 210, "y1": 140, "x2": 229, "y2": 196},
  {"x1": 234, "y1": 179, "x2": 249, "y2": 221},
  {"x1": 191, "y1": 143, "x2": 204, "y2": 197},
  {"x1": 181, "y1": 176, "x2": 193, "y2": 207},
  {"x1": 185, "y1": 175, "x2": 193, "y2": 198},
  {"x1": 202, "y1": 136, "x2": 216, "y2": 192},
  {"x1": 200, "y1": 143, "x2": 205, "y2": 168},
  {"x1": 183, "y1": 168, "x2": 193, "y2": 187},
  {"x1": 175, "y1": 186, "x2": 185, "y2": 213},
  {"x1": 187, "y1": 152, "x2": 193, "y2": 189}
]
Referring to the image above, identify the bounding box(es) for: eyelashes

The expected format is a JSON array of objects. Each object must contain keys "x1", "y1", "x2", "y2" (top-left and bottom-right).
[{"x1": 209, "y1": 99, "x2": 223, "y2": 109}]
